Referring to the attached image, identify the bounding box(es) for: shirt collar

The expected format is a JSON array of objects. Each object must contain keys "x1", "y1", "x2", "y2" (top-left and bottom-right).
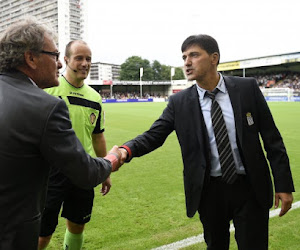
[
  {"x1": 28, "y1": 77, "x2": 38, "y2": 87},
  {"x1": 196, "y1": 73, "x2": 225, "y2": 100}
]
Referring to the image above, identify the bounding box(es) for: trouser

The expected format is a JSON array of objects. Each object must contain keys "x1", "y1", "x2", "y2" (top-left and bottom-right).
[
  {"x1": 0, "y1": 215, "x2": 40, "y2": 250},
  {"x1": 199, "y1": 176, "x2": 269, "y2": 250}
]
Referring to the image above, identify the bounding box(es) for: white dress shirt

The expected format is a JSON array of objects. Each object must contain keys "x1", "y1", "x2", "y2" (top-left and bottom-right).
[{"x1": 196, "y1": 74, "x2": 245, "y2": 176}]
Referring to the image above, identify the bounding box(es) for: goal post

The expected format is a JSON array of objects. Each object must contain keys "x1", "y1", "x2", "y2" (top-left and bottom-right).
[{"x1": 260, "y1": 88, "x2": 294, "y2": 102}]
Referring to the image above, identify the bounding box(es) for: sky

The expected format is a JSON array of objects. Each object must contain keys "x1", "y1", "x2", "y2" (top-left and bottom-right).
[{"x1": 86, "y1": 0, "x2": 300, "y2": 67}]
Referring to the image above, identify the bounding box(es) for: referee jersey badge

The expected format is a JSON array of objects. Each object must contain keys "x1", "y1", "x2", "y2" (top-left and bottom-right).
[
  {"x1": 90, "y1": 113, "x2": 96, "y2": 124},
  {"x1": 246, "y1": 112, "x2": 254, "y2": 126}
]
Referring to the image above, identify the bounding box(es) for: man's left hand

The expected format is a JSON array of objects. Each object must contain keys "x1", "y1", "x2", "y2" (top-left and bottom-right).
[
  {"x1": 275, "y1": 192, "x2": 293, "y2": 217},
  {"x1": 101, "y1": 176, "x2": 112, "y2": 196}
]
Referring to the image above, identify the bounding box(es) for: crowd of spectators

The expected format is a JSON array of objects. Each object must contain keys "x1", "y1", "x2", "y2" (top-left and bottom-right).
[
  {"x1": 255, "y1": 73, "x2": 300, "y2": 89},
  {"x1": 99, "y1": 73, "x2": 300, "y2": 99},
  {"x1": 100, "y1": 91, "x2": 166, "y2": 100}
]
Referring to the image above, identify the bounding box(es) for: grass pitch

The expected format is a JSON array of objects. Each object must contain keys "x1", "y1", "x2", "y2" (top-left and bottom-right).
[{"x1": 47, "y1": 101, "x2": 300, "y2": 250}]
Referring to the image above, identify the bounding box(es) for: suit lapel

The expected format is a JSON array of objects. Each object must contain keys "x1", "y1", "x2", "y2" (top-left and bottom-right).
[
  {"x1": 188, "y1": 85, "x2": 211, "y2": 159},
  {"x1": 188, "y1": 85, "x2": 203, "y2": 135},
  {"x1": 223, "y1": 76, "x2": 243, "y2": 146}
]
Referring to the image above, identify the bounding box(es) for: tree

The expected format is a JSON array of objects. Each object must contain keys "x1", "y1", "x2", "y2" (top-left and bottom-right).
[
  {"x1": 161, "y1": 65, "x2": 171, "y2": 80},
  {"x1": 120, "y1": 56, "x2": 185, "y2": 81},
  {"x1": 152, "y1": 60, "x2": 163, "y2": 81},
  {"x1": 120, "y1": 56, "x2": 153, "y2": 81},
  {"x1": 161, "y1": 65, "x2": 185, "y2": 81},
  {"x1": 173, "y1": 67, "x2": 185, "y2": 80}
]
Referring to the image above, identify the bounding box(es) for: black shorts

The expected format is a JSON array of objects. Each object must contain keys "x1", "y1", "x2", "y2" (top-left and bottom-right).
[{"x1": 39, "y1": 169, "x2": 95, "y2": 237}]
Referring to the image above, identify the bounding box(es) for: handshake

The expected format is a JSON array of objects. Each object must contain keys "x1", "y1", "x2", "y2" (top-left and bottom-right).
[{"x1": 104, "y1": 145, "x2": 128, "y2": 172}]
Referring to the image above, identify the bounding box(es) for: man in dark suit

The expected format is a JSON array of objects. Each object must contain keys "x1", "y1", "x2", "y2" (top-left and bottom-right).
[
  {"x1": 0, "y1": 18, "x2": 122, "y2": 250},
  {"x1": 119, "y1": 34, "x2": 294, "y2": 249}
]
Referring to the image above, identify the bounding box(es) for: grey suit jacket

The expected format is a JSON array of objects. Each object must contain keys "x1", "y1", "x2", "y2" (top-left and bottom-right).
[
  {"x1": 0, "y1": 71, "x2": 112, "y2": 247},
  {"x1": 123, "y1": 76, "x2": 294, "y2": 218}
]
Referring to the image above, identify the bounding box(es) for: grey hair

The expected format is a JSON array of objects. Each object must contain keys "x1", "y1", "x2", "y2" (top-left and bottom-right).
[{"x1": 0, "y1": 17, "x2": 55, "y2": 72}]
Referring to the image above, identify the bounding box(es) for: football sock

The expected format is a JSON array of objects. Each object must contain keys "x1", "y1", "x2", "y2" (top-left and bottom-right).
[{"x1": 63, "y1": 228, "x2": 83, "y2": 250}]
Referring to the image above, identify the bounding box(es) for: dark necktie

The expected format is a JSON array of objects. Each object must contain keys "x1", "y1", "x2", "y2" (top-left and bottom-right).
[{"x1": 206, "y1": 89, "x2": 238, "y2": 184}]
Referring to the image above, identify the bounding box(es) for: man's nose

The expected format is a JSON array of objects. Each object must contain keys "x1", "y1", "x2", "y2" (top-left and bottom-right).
[
  {"x1": 82, "y1": 59, "x2": 89, "y2": 67},
  {"x1": 184, "y1": 57, "x2": 191, "y2": 66},
  {"x1": 57, "y1": 59, "x2": 63, "y2": 69}
]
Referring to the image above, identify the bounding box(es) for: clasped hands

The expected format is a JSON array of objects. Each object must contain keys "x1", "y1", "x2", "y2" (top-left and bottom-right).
[{"x1": 106, "y1": 145, "x2": 128, "y2": 172}]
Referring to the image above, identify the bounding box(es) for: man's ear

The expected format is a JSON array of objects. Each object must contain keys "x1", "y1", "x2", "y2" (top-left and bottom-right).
[
  {"x1": 24, "y1": 51, "x2": 38, "y2": 69},
  {"x1": 211, "y1": 52, "x2": 219, "y2": 66}
]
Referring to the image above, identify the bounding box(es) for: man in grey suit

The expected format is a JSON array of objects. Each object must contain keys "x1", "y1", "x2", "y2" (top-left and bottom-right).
[
  {"x1": 0, "y1": 18, "x2": 122, "y2": 250},
  {"x1": 119, "y1": 34, "x2": 294, "y2": 249}
]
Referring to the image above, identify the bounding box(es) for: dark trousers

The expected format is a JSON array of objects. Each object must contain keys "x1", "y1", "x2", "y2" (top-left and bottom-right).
[
  {"x1": 0, "y1": 215, "x2": 40, "y2": 250},
  {"x1": 199, "y1": 176, "x2": 269, "y2": 250}
]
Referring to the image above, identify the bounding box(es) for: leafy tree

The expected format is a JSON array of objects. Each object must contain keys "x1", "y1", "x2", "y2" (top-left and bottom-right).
[
  {"x1": 141, "y1": 59, "x2": 153, "y2": 81},
  {"x1": 173, "y1": 67, "x2": 185, "y2": 80},
  {"x1": 120, "y1": 56, "x2": 153, "y2": 81},
  {"x1": 152, "y1": 60, "x2": 163, "y2": 80},
  {"x1": 161, "y1": 65, "x2": 171, "y2": 80},
  {"x1": 161, "y1": 65, "x2": 185, "y2": 81},
  {"x1": 120, "y1": 56, "x2": 185, "y2": 81}
]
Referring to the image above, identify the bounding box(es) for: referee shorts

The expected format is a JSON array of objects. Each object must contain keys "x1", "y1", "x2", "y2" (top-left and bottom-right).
[{"x1": 39, "y1": 170, "x2": 95, "y2": 237}]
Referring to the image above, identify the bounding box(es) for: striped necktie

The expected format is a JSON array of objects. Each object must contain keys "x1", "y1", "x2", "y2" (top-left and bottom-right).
[{"x1": 206, "y1": 89, "x2": 238, "y2": 184}]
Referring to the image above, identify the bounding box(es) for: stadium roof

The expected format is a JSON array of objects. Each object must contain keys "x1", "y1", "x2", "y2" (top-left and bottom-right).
[{"x1": 218, "y1": 52, "x2": 300, "y2": 71}]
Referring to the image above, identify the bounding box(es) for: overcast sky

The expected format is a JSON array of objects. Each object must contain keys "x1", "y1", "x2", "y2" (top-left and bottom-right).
[{"x1": 86, "y1": 0, "x2": 300, "y2": 67}]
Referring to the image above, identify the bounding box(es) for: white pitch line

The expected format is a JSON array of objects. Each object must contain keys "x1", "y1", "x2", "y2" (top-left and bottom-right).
[{"x1": 152, "y1": 201, "x2": 300, "y2": 250}]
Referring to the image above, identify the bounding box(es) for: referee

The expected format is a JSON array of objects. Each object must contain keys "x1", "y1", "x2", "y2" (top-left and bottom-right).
[{"x1": 38, "y1": 40, "x2": 110, "y2": 250}]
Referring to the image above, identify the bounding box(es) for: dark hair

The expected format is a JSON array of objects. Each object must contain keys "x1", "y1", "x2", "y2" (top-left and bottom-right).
[
  {"x1": 0, "y1": 17, "x2": 55, "y2": 72},
  {"x1": 181, "y1": 34, "x2": 220, "y2": 64}
]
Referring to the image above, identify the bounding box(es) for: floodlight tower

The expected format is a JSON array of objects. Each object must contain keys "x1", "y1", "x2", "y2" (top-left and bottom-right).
[{"x1": 140, "y1": 67, "x2": 143, "y2": 98}]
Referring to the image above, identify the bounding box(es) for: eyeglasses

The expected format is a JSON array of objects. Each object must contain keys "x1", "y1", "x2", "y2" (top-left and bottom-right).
[{"x1": 40, "y1": 50, "x2": 60, "y2": 61}]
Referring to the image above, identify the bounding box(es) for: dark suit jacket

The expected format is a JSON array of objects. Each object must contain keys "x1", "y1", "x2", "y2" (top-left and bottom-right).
[
  {"x1": 124, "y1": 76, "x2": 294, "y2": 218},
  {"x1": 0, "y1": 71, "x2": 112, "y2": 249}
]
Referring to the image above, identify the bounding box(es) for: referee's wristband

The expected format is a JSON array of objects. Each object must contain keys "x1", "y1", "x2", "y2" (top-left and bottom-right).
[
  {"x1": 104, "y1": 153, "x2": 119, "y2": 171},
  {"x1": 107, "y1": 152, "x2": 120, "y2": 160}
]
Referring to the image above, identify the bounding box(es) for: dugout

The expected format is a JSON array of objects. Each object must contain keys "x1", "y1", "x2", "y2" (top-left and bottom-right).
[{"x1": 88, "y1": 80, "x2": 186, "y2": 98}]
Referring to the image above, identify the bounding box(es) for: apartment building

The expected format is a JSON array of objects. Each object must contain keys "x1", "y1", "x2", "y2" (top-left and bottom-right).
[
  {"x1": 90, "y1": 62, "x2": 121, "y2": 84},
  {"x1": 0, "y1": 0, "x2": 87, "y2": 55}
]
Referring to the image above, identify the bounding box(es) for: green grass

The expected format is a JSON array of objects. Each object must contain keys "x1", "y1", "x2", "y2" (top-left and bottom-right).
[{"x1": 46, "y1": 102, "x2": 300, "y2": 249}]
